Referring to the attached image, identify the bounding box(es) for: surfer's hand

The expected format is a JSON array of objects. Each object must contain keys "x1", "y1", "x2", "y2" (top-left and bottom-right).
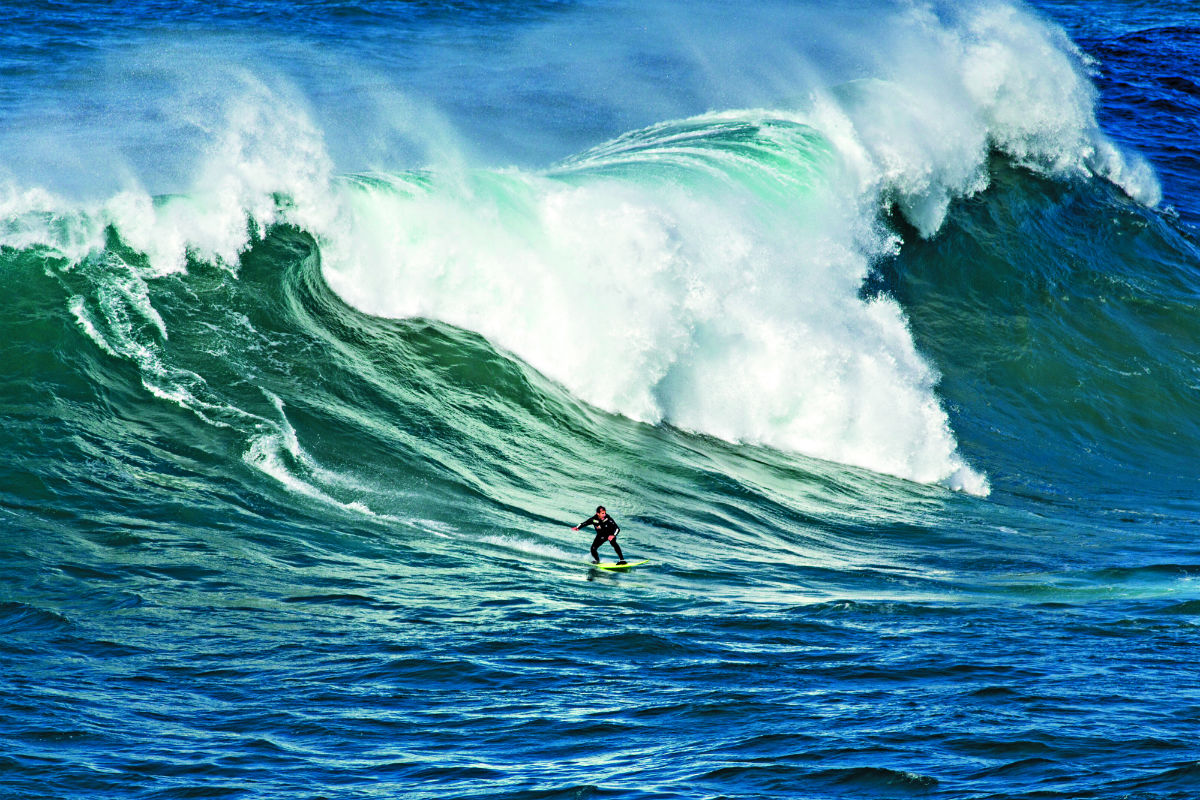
[{"x1": 571, "y1": 526, "x2": 579, "y2": 531}]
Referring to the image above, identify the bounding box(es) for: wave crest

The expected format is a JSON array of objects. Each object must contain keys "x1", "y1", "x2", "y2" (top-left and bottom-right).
[{"x1": 0, "y1": 0, "x2": 1168, "y2": 496}]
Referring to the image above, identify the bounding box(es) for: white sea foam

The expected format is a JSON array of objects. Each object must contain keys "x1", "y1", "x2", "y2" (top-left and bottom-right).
[{"x1": 480, "y1": 534, "x2": 580, "y2": 563}]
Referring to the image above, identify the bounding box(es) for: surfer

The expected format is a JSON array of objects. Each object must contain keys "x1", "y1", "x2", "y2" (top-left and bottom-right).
[{"x1": 572, "y1": 505, "x2": 625, "y2": 564}]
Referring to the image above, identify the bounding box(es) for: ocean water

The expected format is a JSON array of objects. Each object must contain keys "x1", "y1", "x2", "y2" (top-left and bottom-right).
[{"x1": 3, "y1": 1, "x2": 1200, "y2": 797}]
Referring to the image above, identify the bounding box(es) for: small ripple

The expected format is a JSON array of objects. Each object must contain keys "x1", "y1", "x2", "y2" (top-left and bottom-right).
[
  {"x1": 968, "y1": 756, "x2": 1061, "y2": 780},
  {"x1": 0, "y1": 601, "x2": 73, "y2": 636},
  {"x1": 809, "y1": 766, "x2": 938, "y2": 792},
  {"x1": 693, "y1": 763, "x2": 938, "y2": 794},
  {"x1": 947, "y1": 734, "x2": 1056, "y2": 759},
  {"x1": 1160, "y1": 599, "x2": 1200, "y2": 615},
  {"x1": 281, "y1": 593, "x2": 399, "y2": 610}
]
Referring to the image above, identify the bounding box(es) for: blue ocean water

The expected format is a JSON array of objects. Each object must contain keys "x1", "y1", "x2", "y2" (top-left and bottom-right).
[{"x1": 3, "y1": 1, "x2": 1200, "y2": 798}]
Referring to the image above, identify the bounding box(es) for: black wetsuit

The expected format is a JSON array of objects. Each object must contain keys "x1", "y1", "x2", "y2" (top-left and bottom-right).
[{"x1": 578, "y1": 513, "x2": 624, "y2": 562}]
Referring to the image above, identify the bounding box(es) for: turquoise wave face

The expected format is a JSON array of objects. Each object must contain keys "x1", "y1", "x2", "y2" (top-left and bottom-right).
[
  {"x1": 1, "y1": 113, "x2": 1190, "y2": 515},
  {"x1": 1, "y1": 151, "x2": 1195, "y2": 540},
  {"x1": 0, "y1": 215, "x2": 1135, "y2": 619}
]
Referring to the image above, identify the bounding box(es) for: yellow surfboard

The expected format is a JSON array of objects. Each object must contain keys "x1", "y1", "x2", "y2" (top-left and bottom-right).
[{"x1": 591, "y1": 560, "x2": 649, "y2": 570}]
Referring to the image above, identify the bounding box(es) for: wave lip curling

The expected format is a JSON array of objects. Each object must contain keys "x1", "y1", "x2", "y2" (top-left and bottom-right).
[{"x1": 3, "y1": 0, "x2": 1165, "y2": 498}]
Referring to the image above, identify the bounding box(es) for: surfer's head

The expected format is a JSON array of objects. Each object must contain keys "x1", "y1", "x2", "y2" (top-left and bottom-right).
[{"x1": 596, "y1": 506, "x2": 606, "y2": 517}]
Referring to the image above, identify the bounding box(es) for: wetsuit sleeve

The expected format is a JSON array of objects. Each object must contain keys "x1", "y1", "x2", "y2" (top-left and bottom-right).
[{"x1": 577, "y1": 515, "x2": 597, "y2": 529}]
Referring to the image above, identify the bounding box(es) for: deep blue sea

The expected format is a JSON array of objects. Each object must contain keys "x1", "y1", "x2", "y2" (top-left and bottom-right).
[{"x1": 4, "y1": 1, "x2": 1200, "y2": 798}]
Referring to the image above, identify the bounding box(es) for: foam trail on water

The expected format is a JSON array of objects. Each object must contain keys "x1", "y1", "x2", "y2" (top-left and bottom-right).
[{"x1": 480, "y1": 535, "x2": 580, "y2": 563}]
